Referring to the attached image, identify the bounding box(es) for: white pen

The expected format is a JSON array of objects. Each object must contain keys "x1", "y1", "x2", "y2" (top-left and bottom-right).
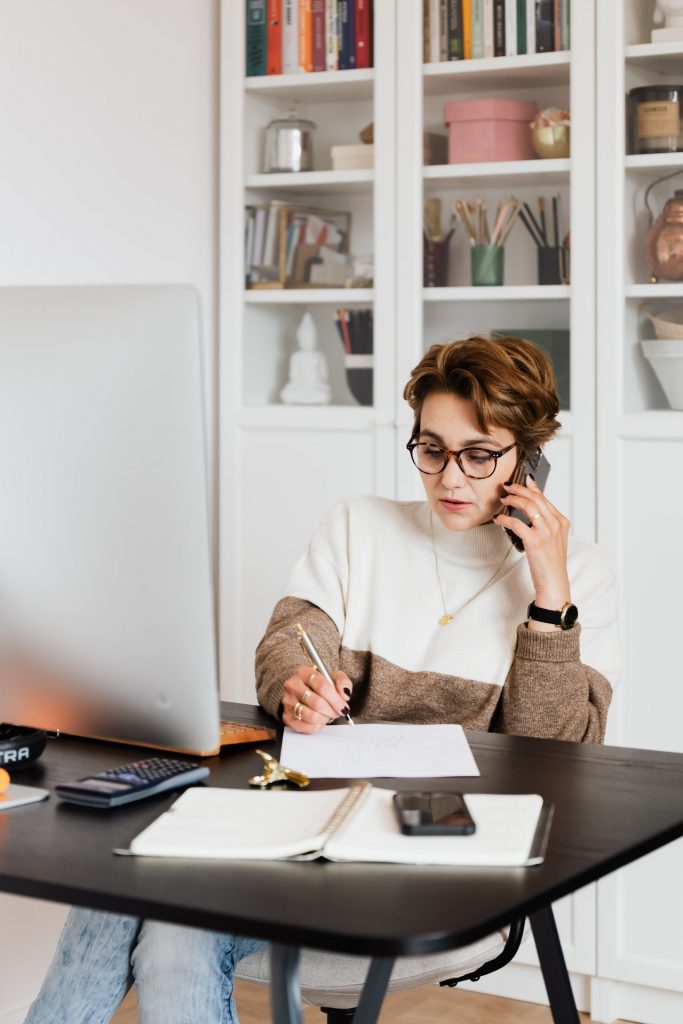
[{"x1": 296, "y1": 623, "x2": 354, "y2": 725}]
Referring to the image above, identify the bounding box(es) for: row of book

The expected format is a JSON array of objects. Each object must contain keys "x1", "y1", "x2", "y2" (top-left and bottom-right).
[
  {"x1": 246, "y1": 201, "x2": 351, "y2": 287},
  {"x1": 423, "y1": 0, "x2": 570, "y2": 61},
  {"x1": 333, "y1": 307, "x2": 373, "y2": 354},
  {"x1": 246, "y1": 0, "x2": 373, "y2": 77}
]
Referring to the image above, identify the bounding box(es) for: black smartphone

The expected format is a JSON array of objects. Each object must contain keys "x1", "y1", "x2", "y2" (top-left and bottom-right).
[
  {"x1": 504, "y1": 446, "x2": 551, "y2": 552},
  {"x1": 393, "y1": 792, "x2": 476, "y2": 836}
]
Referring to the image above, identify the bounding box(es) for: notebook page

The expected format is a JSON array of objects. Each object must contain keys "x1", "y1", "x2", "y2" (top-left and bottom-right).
[
  {"x1": 324, "y1": 790, "x2": 545, "y2": 866},
  {"x1": 280, "y1": 723, "x2": 480, "y2": 778},
  {"x1": 125, "y1": 786, "x2": 351, "y2": 860}
]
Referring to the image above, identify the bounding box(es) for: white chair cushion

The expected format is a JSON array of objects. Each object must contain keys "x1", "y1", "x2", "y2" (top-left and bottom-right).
[{"x1": 235, "y1": 929, "x2": 510, "y2": 1009}]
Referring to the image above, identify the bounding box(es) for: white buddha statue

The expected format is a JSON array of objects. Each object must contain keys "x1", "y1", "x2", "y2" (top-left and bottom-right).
[
  {"x1": 653, "y1": 0, "x2": 683, "y2": 41},
  {"x1": 280, "y1": 312, "x2": 331, "y2": 405}
]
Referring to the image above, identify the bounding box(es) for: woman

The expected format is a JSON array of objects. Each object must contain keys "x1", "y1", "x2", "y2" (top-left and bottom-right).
[{"x1": 25, "y1": 336, "x2": 619, "y2": 1024}]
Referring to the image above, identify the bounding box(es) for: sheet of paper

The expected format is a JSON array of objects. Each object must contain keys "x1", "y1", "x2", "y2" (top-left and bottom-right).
[{"x1": 280, "y1": 723, "x2": 480, "y2": 778}]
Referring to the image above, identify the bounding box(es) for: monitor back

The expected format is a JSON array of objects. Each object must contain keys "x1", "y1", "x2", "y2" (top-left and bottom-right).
[{"x1": 0, "y1": 285, "x2": 220, "y2": 755}]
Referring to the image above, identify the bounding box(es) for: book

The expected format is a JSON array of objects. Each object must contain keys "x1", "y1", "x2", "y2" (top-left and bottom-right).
[
  {"x1": 246, "y1": 0, "x2": 267, "y2": 76},
  {"x1": 266, "y1": 0, "x2": 282, "y2": 74},
  {"x1": 311, "y1": 0, "x2": 326, "y2": 71},
  {"x1": 516, "y1": 0, "x2": 527, "y2": 54},
  {"x1": 299, "y1": 0, "x2": 312, "y2": 72},
  {"x1": 117, "y1": 782, "x2": 552, "y2": 867},
  {"x1": 525, "y1": 0, "x2": 536, "y2": 54},
  {"x1": 439, "y1": 0, "x2": 449, "y2": 61},
  {"x1": 423, "y1": 0, "x2": 431, "y2": 63},
  {"x1": 483, "y1": 0, "x2": 494, "y2": 57},
  {"x1": 462, "y1": 0, "x2": 472, "y2": 58},
  {"x1": 429, "y1": 0, "x2": 440, "y2": 63},
  {"x1": 505, "y1": 0, "x2": 518, "y2": 54},
  {"x1": 535, "y1": 0, "x2": 553, "y2": 52},
  {"x1": 470, "y1": 0, "x2": 484, "y2": 59},
  {"x1": 326, "y1": 0, "x2": 340, "y2": 70},
  {"x1": 560, "y1": 0, "x2": 570, "y2": 50},
  {"x1": 493, "y1": 0, "x2": 505, "y2": 56},
  {"x1": 355, "y1": 0, "x2": 371, "y2": 68},
  {"x1": 282, "y1": 0, "x2": 300, "y2": 72},
  {"x1": 448, "y1": 0, "x2": 464, "y2": 60},
  {"x1": 339, "y1": 0, "x2": 354, "y2": 69}
]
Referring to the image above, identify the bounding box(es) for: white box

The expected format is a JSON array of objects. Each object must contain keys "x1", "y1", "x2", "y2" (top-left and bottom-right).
[{"x1": 331, "y1": 144, "x2": 374, "y2": 170}]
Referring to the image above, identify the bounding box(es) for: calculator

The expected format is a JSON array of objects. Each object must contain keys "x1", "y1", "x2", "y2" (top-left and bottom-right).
[{"x1": 55, "y1": 757, "x2": 210, "y2": 808}]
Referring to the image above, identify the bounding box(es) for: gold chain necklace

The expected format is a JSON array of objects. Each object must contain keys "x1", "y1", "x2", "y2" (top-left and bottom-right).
[{"x1": 430, "y1": 511, "x2": 512, "y2": 625}]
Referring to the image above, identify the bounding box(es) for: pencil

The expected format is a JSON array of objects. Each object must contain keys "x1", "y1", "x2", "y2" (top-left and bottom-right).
[
  {"x1": 519, "y1": 207, "x2": 544, "y2": 247},
  {"x1": 552, "y1": 195, "x2": 560, "y2": 249},
  {"x1": 522, "y1": 202, "x2": 545, "y2": 246},
  {"x1": 539, "y1": 198, "x2": 548, "y2": 247}
]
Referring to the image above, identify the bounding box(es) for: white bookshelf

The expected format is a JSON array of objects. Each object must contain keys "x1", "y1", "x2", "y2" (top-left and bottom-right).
[{"x1": 596, "y1": 3, "x2": 683, "y2": 1022}]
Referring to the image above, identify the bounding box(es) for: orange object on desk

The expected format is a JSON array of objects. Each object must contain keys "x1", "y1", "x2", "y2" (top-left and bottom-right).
[{"x1": 0, "y1": 768, "x2": 10, "y2": 793}]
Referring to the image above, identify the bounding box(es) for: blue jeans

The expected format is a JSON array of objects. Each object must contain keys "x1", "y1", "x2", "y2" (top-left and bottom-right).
[{"x1": 24, "y1": 907, "x2": 267, "y2": 1024}]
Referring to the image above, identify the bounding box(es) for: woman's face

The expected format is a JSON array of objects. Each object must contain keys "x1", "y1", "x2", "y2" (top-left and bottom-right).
[{"x1": 417, "y1": 392, "x2": 518, "y2": 532}]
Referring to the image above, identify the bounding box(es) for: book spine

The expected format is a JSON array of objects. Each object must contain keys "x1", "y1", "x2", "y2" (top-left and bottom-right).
[
  {"x1": 439, "y1": 0, "x2": 449, "y2": 60},
  {"x1": 423, "y1": 0, "x2": 430, "y2": 63},
  {"x1": 516, "y1": 0, "x2": 527, "y2": 53},
  {"x1": 526, "y1": 0, "x2": 536, "y2": 54},
  {"x1": 505, "y1": 0, "x2": 518, "y2": 54},
  {"x1": 266, "y1": 0, "x2": 282, "y2": 74},
  {"x1": 448, "y1": 0, "x2": 463, "y2": 59},
  {"x1": 298, "y1": 0, "x2": 312, "y2": 71},
  {"x1": 470, "y1": 0, "x2": 484, "y2": 59},
  {"x1": 346, "y1": 0, "x2": 356, "y2": 66},
  {"x1": 483, "y1": 0, "x2": 494, "y2": 56},
  {"x1": 311, "y1": 0, "x2": 326, "y2": 70},
  {"x1": 339, "y1": 0, "x2": 353, "y2": 69},
  {"x1": 462, "y1": 0, "x2": 472, "y2": 59},
  {"x1": 246, "y1": 0, "x2": 267, "y2": 76},
  {"x1": 493, "y1": 0, "x2": 505, "y2": 55},
  {"x1": 535, "y1": 0, "x2": 553, "y2": 52},
  {"x1": 561, "y1": 0, "x2": 570, "y2": 50},
  {"x1": 355, "y1": 0, "x2": 371, "y2": 68},
  {"x1": 429, "y1": 0, "x2": 440, "y2": 62},
  {"x1": 553, "y1": 0, "x2": 561, "y2": 50},
  {"x1": 282, "y1": 0, "x2": 299, "y2": 72}
]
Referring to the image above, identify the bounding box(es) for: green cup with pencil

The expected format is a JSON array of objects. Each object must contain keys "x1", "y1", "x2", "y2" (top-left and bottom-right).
[{"x1": 455, "y1": 197, "x2": 520, "y2": 287}]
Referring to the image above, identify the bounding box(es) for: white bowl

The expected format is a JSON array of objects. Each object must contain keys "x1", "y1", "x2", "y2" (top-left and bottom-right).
[{"x1": 641, "y1": 339, "x2": 683, "y2": 410}]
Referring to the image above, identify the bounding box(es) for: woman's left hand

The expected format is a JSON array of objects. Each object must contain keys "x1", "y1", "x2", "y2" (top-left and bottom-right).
[{"x1": 495, "y1": 476, "x2": 571, "y2": 613}]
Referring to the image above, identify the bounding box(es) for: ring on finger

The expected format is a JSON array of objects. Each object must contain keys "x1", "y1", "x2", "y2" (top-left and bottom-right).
[
  {"x1": 308, "y1": 670, "x2": 317, "y2": 685},
  {"x1": 530, "y1": 512, "x2": 543, "y2": 522},
  {"x1": 293, "y1": 701, "x2": 304, "y2": 721},
  {"x1": 301, "y1": 688, "x2": 312, "y2": 706}
]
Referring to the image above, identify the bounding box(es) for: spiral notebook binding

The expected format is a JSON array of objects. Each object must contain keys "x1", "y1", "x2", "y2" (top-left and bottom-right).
[{"x1": 319, "y1": 780, "x2": 372, "y2": 847}]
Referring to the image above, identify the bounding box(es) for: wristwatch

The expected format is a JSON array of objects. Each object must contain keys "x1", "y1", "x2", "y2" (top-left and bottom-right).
[{"x1": 527, "y1": 600, "x2": 579, "y2": 630}]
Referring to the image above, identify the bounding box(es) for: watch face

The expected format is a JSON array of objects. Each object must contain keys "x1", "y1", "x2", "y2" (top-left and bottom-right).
[{"x1": 561, "y1": 604, "x2": 579, "y2": 629}]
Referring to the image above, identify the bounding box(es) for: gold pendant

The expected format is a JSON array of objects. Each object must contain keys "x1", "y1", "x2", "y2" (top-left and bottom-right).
[{"x1": 438, "y1": 613, "x2": 453, "y2": 625}]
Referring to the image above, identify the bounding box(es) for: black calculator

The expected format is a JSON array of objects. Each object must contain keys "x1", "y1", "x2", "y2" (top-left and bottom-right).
[{"x1": 55, "y1": 757, "x2": 210, "y2": 808}]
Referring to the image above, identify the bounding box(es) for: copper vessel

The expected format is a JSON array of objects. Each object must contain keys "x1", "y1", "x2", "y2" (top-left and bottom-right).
[{"x1": 645, "y1": 189, "x2": 683, "y2": 282}]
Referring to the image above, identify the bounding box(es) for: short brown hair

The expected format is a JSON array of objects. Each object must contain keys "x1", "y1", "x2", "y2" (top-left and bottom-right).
[{"x1": 403, "y1": 335, "x2": 561, "y2": 454}]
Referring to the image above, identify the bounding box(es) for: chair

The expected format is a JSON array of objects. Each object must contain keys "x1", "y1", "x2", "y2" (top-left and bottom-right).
[{"x1": 235, "y1": 915, "x2": 527, "y2": 1020}]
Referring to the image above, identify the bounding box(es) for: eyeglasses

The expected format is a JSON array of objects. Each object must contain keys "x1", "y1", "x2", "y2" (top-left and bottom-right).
[{"x1": 407, "y1": 440, "x2": 517, "y2": 479}]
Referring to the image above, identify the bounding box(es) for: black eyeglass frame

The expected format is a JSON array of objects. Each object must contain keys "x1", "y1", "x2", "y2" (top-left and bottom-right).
[{"x1": 406, "y1": 440, "x2": 517, "y2": 479}]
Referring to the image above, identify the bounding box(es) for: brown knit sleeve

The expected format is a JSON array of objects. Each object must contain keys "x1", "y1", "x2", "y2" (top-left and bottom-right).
[
  {"x1": 254, "y1": 596, "x2": 343, "y2": 720},
  {"x1": 495, "y1": 624, "x2": 613, "y2": 744}
]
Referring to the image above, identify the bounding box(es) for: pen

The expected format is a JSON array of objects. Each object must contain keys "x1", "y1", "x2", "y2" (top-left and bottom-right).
[{"x1": 296, "y1": 623, "x2": 354, "y2": 725}]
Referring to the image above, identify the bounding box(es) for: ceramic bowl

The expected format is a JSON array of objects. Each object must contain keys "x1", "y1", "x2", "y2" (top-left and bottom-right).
[{"x1": 531, "y1": 125, "x2": 570, "y2": 159}]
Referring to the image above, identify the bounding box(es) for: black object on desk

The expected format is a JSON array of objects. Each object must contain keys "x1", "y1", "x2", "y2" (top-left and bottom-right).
[{"x1": 3, "y1": 700, "x2": 683, "y2": 1024}]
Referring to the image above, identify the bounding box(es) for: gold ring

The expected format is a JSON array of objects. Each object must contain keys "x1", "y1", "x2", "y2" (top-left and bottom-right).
[
  {"x1": 301, "y1": 688, "x2": 312, "y2": 705},
  {"x1": 308, "y1": 670, "x2": 317, "y2": 685},
  {"x1": 531, "y1": 512, "x2": 543, "y2": 522},
  {"x1": 293, "y1": 701, "x2": 304, "y2": 721}
]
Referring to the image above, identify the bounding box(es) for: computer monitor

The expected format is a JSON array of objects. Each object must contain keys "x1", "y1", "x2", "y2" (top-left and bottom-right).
[{"x1": 0, "y1": 284, "x2": 221, "y2": 755}]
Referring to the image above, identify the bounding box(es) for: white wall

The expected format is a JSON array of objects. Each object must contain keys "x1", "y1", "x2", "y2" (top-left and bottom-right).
[{"x1": 0, "y1": 2, "x2": 218, "y2": 1018}]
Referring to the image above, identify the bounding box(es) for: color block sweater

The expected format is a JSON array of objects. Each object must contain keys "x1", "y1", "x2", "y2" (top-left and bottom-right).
[{"x1": 255, "y1": 496, "x2": 620, "y2": 743}]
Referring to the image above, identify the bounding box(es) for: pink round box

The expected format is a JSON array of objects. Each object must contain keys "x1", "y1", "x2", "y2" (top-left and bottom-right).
[{"x1": 444, "y1": 98, "x2": 538, "y2": 164}]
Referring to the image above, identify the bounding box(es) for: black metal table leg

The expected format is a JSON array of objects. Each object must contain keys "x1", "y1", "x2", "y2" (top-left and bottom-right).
[
  {"x1": 270, "y1": 944, "x2": 302, "y2": 1024},
  {"x1": 352, "y1": 957, "x2": 395, "y2": 1024},
  {"x1": 530, "y1": 905, "x2": 581, "y2": 1024}
]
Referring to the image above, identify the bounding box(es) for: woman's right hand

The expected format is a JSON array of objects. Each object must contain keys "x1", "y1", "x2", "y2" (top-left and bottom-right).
[{"x1": 282, "y1": 665, "x2": 352, "y2": 734}]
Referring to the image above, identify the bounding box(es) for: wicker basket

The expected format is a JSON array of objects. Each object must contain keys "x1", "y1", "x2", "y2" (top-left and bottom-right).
[{"x1": 644, "y1": 307, "x2": 683, "y2": 340}]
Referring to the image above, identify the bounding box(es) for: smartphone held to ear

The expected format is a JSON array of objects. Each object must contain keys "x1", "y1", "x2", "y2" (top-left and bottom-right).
[
  {"x1": 504, "y1": 447, "x2": 551, "y2": 552},
  {"x1": 393, "y1": 792, "x2": 476, "y2": 836}
]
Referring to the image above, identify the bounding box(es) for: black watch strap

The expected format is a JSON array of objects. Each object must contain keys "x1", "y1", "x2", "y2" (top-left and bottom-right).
[{"x1": 527, "y1": 601, "x2": 579, "y2": 630}]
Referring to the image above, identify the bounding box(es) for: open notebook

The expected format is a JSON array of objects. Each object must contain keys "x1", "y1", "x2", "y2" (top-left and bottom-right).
[{"x1": 115, "y1": 783, "x2": 552, "y2": 867}]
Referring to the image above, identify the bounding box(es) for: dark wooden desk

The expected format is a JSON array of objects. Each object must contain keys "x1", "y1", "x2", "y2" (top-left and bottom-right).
[{"x1": 2, "y1": 702, "x2": 683, "y2": 1024}]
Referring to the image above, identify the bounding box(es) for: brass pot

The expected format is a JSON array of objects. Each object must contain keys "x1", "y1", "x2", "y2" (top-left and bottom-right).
[{"x1": 645, "y1": 189, "x2": 683, "y2": 282}]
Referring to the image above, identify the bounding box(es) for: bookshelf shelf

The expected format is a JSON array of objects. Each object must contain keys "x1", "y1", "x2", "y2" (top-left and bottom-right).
[
  {"x1": 617, "y1": 411, "x2": 683, "y2": 439},
  {"x1": 422, "y1": 51, "x2": 571, "y2": 95},
  {"x1": 625, "y1": 283, "x2": 683, "y2": 298},
  {"x1": 625, "y1": 41, "x2": 683, "y2": 73},
  {"x1": 245, "y1": 68, "x2": 374, "y2": 102},
  {"x1": 246, "y1": 169, "x2": 374, "y2": 194},
  {"x1": 237, "y1": 405, "x2": 377, "y2": 430},
  {"x1": 245, "y1": 288, "x2": 374, "y2": 305},
  {"x1": 423, "y1": 158, "x2": 570, "y2": 189},
  {"x1": 423, "y1": 285, "x2": 570, "y2": 301},
  {"x1": 625, "y1": 154, "x2": 683, "y2": 176}
]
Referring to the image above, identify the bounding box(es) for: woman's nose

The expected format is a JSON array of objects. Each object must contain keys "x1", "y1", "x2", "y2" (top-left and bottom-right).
[{"x1": 441, "y1": 454, "x2": 467, "y2": 488}]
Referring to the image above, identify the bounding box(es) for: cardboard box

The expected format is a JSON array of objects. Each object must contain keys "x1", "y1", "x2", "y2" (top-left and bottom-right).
[
  {"x1": 331, "y1": 144, "x2": 374, "y2": 170},
  {"x1": 444, "y1": 98, "x2": 538, "y2": 163}
]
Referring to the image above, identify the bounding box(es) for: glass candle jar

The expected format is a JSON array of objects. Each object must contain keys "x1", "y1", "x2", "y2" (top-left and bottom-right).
[{"x1": 629, "y1": 85, "x2": 683, "y2": 154}]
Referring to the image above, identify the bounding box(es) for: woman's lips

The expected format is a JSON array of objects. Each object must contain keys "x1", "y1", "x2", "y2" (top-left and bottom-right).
[{"x1": 439, "y1": 498, "x2": 472, "y2": 511}]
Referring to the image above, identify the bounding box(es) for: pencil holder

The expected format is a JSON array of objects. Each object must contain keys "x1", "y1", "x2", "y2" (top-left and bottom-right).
[
  {"x1": 423, "y1": 238, "x2": 449, "y2": 287},
  {"x1": 344, "y1": 355, "x2": 373, "y2": 406},
  {"x1": 471, "y1": 244, "x2": 504, "y2": 287},
  {"x1": 537, "y1": 246, "x2": 562, "y2": 285}
]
